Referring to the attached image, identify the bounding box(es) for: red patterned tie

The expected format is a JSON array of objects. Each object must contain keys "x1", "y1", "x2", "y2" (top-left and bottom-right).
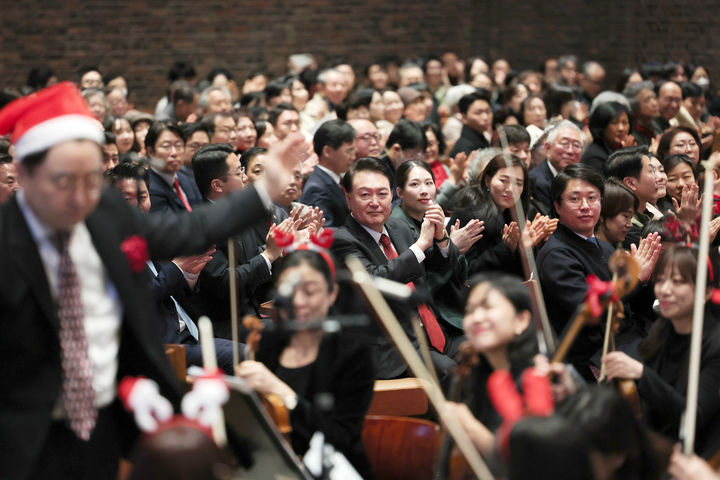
[
  {"x1": 173, "y1": 178, "x2": 193, "y2": 212},
  {"x1": 379, "y1": 234, "x2": 446, "y2": 352},
  {"x1": 52, "y1": 231, "x2": 97, "y2": 441}
]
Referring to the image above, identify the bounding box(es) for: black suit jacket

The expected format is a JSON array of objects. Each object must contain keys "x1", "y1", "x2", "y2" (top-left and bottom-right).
[
  {"x1": 331, "y1": 215, "x2": 457, "y2": 378},
  {"x1": 448, "y1": 124, "x2": 490, "y2": 158},
  {"x1": 148, "y1": 168, "x2": 203, "y2": 214},
  {"x1": 299, "y1": 167, "x2": 348, "y2": 227},
  {"x1": 529, "y1": 159, "x2": 554, "y2": 216},
  {"x1": 0, "y1": 185, "x2": 268, "y2": 478},
  {"x1": 146, "y1": 261, "x2": 195, "y2": 345}
]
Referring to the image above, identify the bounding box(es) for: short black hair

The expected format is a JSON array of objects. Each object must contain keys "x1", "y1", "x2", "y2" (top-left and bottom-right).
[
  {"x1": 26, "y1": 67, "x2": 55, "y2": 91},
  {"x1": 661, "y1": 153, "x2": 697, "y2": 180},
  {"x1": 264, "y1": 79, "x2": 290, "y2": 102},
  {"x1": 240, "y1": 147, "x2": 267, "y2": 170},
  {"x1": 458, "y1": 89, "x2": 491, "y2": 115},
  {"x1": 191, "y1": 143, "x2": 235, "y2": 199},
  {"x1": 106, "y1": 161, "x2": 146, "y2": 187},
  {"x1": 170, "y1": 80, "x2": 195, "y2": 106},
  {"x1": 207, "y1": 67, "x2": 234, "y2": 82},
  {"x1": 656, "y1": 126, "x2": 701, "y2": 161},
  {"x1": 386, "y1": 119, "x2": 426, "y2": 151},
  {"x1": 420, "y1": 121, "x2": 446, "y2": 155},
  {"x1": 600, "y1": 178, "x2": 638, "y2": 219},
  {"x1": 679, "y1": 81, "x2": 702, "y2": 100},
  {"x1": 342, "y1": 156, "x2": 393, "y2": 193},
  {"x1": 497, "y1": 124, "x2": 531, "y2": 146},
  {"x1": 551, "y1": 163, "x2": 605, "y2": 206},
  {"x1": 200, "y1": 111, "x2": 233, "y2": 137},
  {"x1": 145, "y1": 120, "x2": 184, "y2": 153},
  {"x1": 588, "y1": 102, "x2": 630, "y2": 143},
  {"x1": 313, "y1": 119, "x2": 355, "y2": 157},
  {"x1": 179, "y1": 122, "x2": 210, "y2": 143},
  {"x1": 103, "y1": 131, "x2": 116, "y2": 144},
  {"x1": 268, "y1": 103, "x2": 298, "y2": 128},
  {"x1": 605, "y1": 146, "x2": 649, "y2": 181}
]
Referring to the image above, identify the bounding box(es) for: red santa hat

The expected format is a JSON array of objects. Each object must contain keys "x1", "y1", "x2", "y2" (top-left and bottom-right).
[{"x1": 0, "y1": 81, "x2": 105, "y2": 161}]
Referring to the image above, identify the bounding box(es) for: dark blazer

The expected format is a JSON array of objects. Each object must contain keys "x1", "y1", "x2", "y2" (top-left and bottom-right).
[
  {"x1": 257, "y1": 331, "x2": 376, "y2": 479},
  {"x1": 536, "y1": 223, "x2": 615, "y2": 368},
  {"x1": 529, "y1": 159, "x2": 555, "y2": 216},
  {"x1": 299, "y1": 167, "x2": 348, "y2": 227},
  {"x1": 0, "y1": 185, "x2": 268, "y2": 479},
  {"x1": 580, "y1": 139, "x2": 613, "y2": 179},
  {"x1": 146, "y1": 261, "x2": 195, "y2": 345},
  {"x1": 448, "y1": 124, "x2": 490, "y2": 158},
  {"x1": 148, "y1": 167, "x2": 203, "y2": 214},
  {"x1": 638, "y1": 313, "x2": 720, "y2": 458},
  {"x1": 331, "y1": 215, "x2": 457, "y2": 378}
]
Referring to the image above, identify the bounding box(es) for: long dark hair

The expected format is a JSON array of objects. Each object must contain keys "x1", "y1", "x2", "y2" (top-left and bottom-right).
[{"x1": 479, "y1": 153, "x2": 530, "y2": 214}]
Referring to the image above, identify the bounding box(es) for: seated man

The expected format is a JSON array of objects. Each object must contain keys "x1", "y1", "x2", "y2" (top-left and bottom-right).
[
  {"x1": 529, "y1": 120, "x2": 583, "y2": 215},
  {"x1": 536, "y1": 164, "x2": 612, "y2": 380},
  {"x1": 604, "y1": 146, "x2": 659, "y2": 248},
  {"x1": 448, "y1": 90, "x2": 492, "y2": 157},
  {"x1": 300, "y1": 119, "x2": 355, "y2": 227},
  {"x1": 107, "y1": 162, "x2": 238, "y2": 373},
  {"x1": 190, "y1": 143, "x2": 282, "y2": 335},
  {"x1": 146, "y1": 120, "x2": 203, "y2": 213},
  {"x1": 331, "y1": 157, "x2": 460, "y2": 381}
]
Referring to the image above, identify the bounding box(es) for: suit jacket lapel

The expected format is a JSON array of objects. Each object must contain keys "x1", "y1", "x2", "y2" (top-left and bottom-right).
[
  {"x1": 5, "y1": 197, "x2": 58, "y2": 331},
  {"x1": 345, "y1": 216, "x2": 387, "y2": 264},
  {"x1": 151, "y1": 169, "x2": 184, "y2": 210}
]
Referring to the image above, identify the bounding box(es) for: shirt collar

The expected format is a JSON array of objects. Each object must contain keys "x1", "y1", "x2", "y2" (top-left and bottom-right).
[
  {"x1": 316, "y1": 165, "x2": 342, "y2": 185},
  {"x1": 151, "y1": 166, "x2": 177, "y2": 186},
  {"x1": 353, "y1": 213, "x2": 388, "y2": 244},
  {"x1": 546, "y1": 160, "x2": 559, "y2": 177}
]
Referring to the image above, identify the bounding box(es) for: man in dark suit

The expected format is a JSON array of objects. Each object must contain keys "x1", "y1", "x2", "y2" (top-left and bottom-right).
[
  {"x1": 146, "y1": 120, "x2": 203, "y2": 214},
  {"x1": 189, "y1": 143, "x2": 282, "y2": 337},
  {"x1": 529, "y1": 120, "x2": 583, "y2": 215},
  {"x1": 331, "y1": 157, "x2": 458, "y2": 380},
  {"x1": 299, "y1": 119, "x2": 355, "y2": 227},
  {"x1": 0, "y1": 82, "x2": 306, "y2": 479},
  {"x1": 448, "y1": 90, "x2": 492, "y2": 158},
  {"x1": 536, "y1": 164, "x2": 613, "y2": 380}
]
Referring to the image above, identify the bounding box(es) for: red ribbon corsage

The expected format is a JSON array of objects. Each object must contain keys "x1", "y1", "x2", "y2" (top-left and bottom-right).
[{"x1": 120, "y1": 235, "x2": 149, "y2": 273}]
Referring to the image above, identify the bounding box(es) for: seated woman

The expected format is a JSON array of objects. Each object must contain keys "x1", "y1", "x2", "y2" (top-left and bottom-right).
[
  {"x1": 656, "y1": 126, "x2": 701, "y2": 165},
  {"x1": 660, "y1": 153, "x2": 699, "y2": 220},
  {"x1": 603, "y1": 244, "x2": 720, "y2": 458},
  {"x1": 596, "y1": 179, "x2": 638, "y2": 248},
  {"x1": 581, "y1": 102, "x2": 633, "y2": 178},
  {"x1": 445, "y1": 273, "x2": 537, "y2": 457},
  {"x1": 235, "y1": 248, "x2": 376, "y2": 478},
  {"x1": 449, "y1": 153, "x2": 548, "y2": 277},
  {"x1": 520, "y1": 94, "x2": 547, "y2": 130}
]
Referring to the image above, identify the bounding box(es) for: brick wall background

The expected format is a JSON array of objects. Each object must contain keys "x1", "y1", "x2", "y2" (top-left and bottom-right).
[{"x1": 2, "y1": 0, "x2": 719, "y2": 109}]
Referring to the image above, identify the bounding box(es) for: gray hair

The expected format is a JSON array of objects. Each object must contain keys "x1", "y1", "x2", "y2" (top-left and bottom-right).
[
  {"x1": 198, "y1": 86, "x2": 231, "y2": 109},
  {"x1": 467, "y1": 147, "x2": 501, "y2": 184},
  {"x1": 623, "y1": 81, "x2": 655, "y2": 115},
  {"x1": 590, "y1": 91, "x2": 630, "y2": 115},
  {"x1": 317, "y1": 68, "x2": 342, "y2": 86},
  {"x1": 546, "y1": 119, "x2": 582, "y2": 145}
]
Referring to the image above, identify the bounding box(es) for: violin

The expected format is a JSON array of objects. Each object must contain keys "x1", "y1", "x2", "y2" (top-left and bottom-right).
[
  {"x1": 242, "y1": 315, "x2": 292, "y2": 439},
  {"x1": 594, "y1": 252, "x2": 643, "y2": 416}
]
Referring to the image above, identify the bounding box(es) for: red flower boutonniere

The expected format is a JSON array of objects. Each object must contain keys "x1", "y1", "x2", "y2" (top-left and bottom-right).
[{"x1": 121, "y1": 235, "x2": 149, "y2": 273}]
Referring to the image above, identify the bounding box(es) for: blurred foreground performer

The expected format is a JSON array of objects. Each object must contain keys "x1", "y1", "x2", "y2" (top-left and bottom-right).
[{"x1": 0, "y1": 82, "x2": 306, "y2": 479}]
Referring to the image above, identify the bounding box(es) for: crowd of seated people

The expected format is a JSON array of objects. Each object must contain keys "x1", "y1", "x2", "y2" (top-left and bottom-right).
[{"x1": 3, "y1": 54, "x2": 720, "y2": 479}]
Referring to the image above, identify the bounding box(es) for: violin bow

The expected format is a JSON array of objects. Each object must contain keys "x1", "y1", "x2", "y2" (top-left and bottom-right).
[
  {"x1": 683, "y1": 156, "x2": 716, "y2": 454},
  {"x1": 346, "y1": 256, "x2": 496, "y2": 480},
  {"x1": 497, "y1": 128, "x2": 556, "y2": 356},
  {"x1": 228, "y1": 237, "x2": 241, "y2": 367}
]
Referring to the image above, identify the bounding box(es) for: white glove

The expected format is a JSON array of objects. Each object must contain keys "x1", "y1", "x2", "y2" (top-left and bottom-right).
[
  {"x1": 118, "y1": 377, "x2": 173, "y2": 432},
  {"x1": 181, "y1": 369, "x2": 229, "y2": 427}
]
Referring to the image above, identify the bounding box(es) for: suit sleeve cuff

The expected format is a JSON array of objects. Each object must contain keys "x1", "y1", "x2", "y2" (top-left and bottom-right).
[{"x1": 409, "y1": 244, "x2": 426, "y2": 263}]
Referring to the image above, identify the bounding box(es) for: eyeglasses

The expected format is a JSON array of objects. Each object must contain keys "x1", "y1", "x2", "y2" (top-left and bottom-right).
[
  {"x1": 220, "y1": 166, "x2": 245, "y2": 181},
  {"x1": 561, "y1": 194, "x2": 601, "y2": 207},
  {"x1": 357, "y1": 133, "x2": 382, "y2": 143},
  {"x1": 672, "y1": 140, "x2": 698, "y2": 150},
  {"x1": 157, "y1": 141, "x2": 185, "y2": 152},
  {"x1": 556, "y1": 140, "x2": 583, "y2": 151}
]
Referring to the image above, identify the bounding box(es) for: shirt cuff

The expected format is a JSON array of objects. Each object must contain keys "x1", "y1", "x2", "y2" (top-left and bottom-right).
[
  {"x1": 173, "y1": 262, "x2": 199, "y2": 289},
  {"x1": 409, "y1": 244, "x2": 426, "y2": 263},
  {"x1": 260, "y1": 252, "x2": 273, "y2": 272}
]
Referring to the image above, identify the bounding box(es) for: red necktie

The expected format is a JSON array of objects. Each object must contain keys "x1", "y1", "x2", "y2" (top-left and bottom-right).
[
  {"x1": 52, "y1": 231, "x2": 97, "y2": 441},
  {"x1": 173, "y1": 178, "x2": 192, "y2": 212},
  {"x1": 379, "y1": 234, "x2": 446, "y2": 352}
]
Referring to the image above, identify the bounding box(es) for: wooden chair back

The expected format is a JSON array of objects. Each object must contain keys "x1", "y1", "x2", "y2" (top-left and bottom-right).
[
  {"x1": 362, "y1": 414, "x2": 440, "y2": 480},
  {"x1": 164, "y1": 344, "x2": 187, "y2": 381},
  {"x1": 367, "y1": 377, "x2": 428, "y2": 416}
]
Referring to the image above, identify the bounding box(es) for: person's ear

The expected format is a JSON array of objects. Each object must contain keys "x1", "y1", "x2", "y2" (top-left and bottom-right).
[
  {"x1": 623, "y1": 176, "x2": 637, "y2": 190},
  {"x1": 210, "y1": 178, "x2": 223, "y2": 194},
  {"x1": 515, "y1": 310, "x2": 531, "y2": 335}
]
